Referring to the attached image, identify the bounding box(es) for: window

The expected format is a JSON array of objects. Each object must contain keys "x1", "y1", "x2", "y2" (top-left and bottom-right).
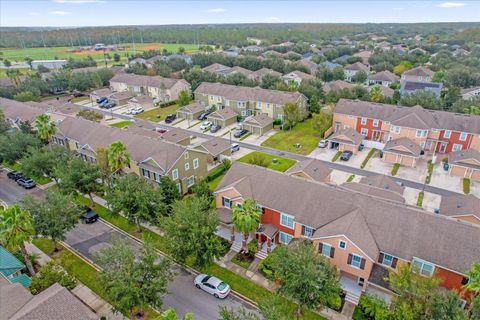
[
  {"x1": 185, "y1": 163, "x2": 190, "y2": 171},
  {"x1": 320, "y1": 243, "x2": 333, "y2": 258},
  {"x1": 153, "y1": 172, "x2": 161, "y2": 183},
  {"x1": 444, "y1": 130, "x2": 451, "y2": 138},
  {"x1": 382, "y1": 253, "x2": 394, "y2": 267},
  {"x1": 361, "y1": 117, "x2": 367, "y2": 125},
  {"x1": 222, "y1": 197, "x2": 231, "y2": 209},
  {"x1": 266, "y1": 103, "x2": 270, "y2": 109},
  {"x1": 453, "y1": 144, "x2": 463, "y2": 152},
  {"x1": 142, "y1": 168, "x2": 150, "y2": 178},
  {"x1": 350, "y1": 254, "x2": 363, "y2": 269},
  {"x1": 186, "y1": 176, "x2": 195, "y2": 188},
  {"x1": 412, "y1": 258, "x2": 435, "y2": 277},
  {"x1": 373, "y1": 119, "x2": 379, "y2": 127},
  {"x1": 339, "y1": 240, "x2": 347, "y2": 250},
  {"x1": 280, "y1": 213, "x2": 294, "y2": 229},
  {"x1": 75, "y1": 141, "x2": 80, "y2": 149},
  {"x1": 277, "y1": 114, "x2": 283, "y2": 121},
  {"x1": 184, "y1": 153, "x2": 189, "y2": 159},
  {"x1": 416, "y1": 129, "x2": 422, "y2": 138},
  {"x1": 391, "y1": 126, "x2": 401, "y2": 134},
  {"x1": 302, "y1": 226, "x2": 313, "y2": 237},
  {"x1": 172, "y1": 169, "x2": 179, "y2": 180},
  {"x1": 279, "y1": 232, "x2": 293, "y2": 244},
  {"x1": 459, "y1": 132, "x2": 468, "y2": 141},
  {"x1": 176, "y1": 183, "x2": 182, "y2": 193},
  {"x1": 193, "y1": 158, "x2": 199, "y2": 169},
  {"x1": 361, "y1": 128, "x2": 368, "y2": 136}
]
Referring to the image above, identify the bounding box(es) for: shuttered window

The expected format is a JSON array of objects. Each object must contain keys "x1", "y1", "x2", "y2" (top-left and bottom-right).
[
  {"x1": 318, "y1": 242, "x2": 335, "y2": 258},
  {"x1": 348, "y1": 253, "x2": 366, "y2": 270}
]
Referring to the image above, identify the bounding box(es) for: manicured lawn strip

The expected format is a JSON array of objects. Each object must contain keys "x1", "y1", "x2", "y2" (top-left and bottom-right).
[
  {"x1": 237, "y1": 151, "x2": 296, "y2": 172},
  {"x1": 346, "y1": 174, "x2": 355, "y2": 182},
  {"x1": 416, "y1": 191, "x2": 424, "y2": 207},
  {"x1": 425, "y1": 160, "x2": 434, "y2": 184},
  {"x1": 463, "y1": 178, "x2": 471, "y2": 194},
  {"x1": 32, "y1": 237, "x2": 55, "y2": 254},
  {"x1": 331, "y1": 151, "x2": 342, "y2": 162},
  {"x1": 391, "y1": 163, "x2": 400, "y2": 176},
  {"x1": 239, "y1": 132, "x2": 252, "y2": 141},
  {"x1": 109, "y1": 120, "x2": 133, "y2": 128},
  {"x1": 207, "y1": 173, "x2": 226, "y2": 191},
  {"x1": 231, "y1": 254, "x2": 252, "y2": 269},
  {"x1": 261, "y1": 119, "x2": 321, "y2": 155},
  {"x1": 135, "y1": 104, "x2": 179, "y2": 122},
  {"x1": 360, "y1": 148, "x2": 376, "y2": 169}
]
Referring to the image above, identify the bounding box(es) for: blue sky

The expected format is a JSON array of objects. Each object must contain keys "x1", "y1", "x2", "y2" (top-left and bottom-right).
[{"x1": 1, "y1": 0, "x2": 479, "y2": 27}]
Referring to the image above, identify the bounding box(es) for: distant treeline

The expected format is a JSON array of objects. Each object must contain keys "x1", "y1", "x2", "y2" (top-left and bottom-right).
[{"x1": 1, "y1": 22, "x2": 479, "y2": 48}]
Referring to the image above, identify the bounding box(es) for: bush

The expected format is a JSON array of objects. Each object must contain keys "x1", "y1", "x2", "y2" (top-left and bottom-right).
[
  {"x1": 258, "y1": 250, "x2": 277, "y2": 280},
  {"x1": 247, "y1": 241, "x2": 258, "y2": 255},
  {"x1": 463, "y1": 178, "x2": 471, "y2": 194},
  {"x1": 158, "y1": 100, "x2": 177, "y2": 108},
  {"x1": 425, "y1": 160, "x2": 434, "y2": 184},
  {"x1": 221, "y1": 158, "x2": 231, "y2": 170},
  {"x1": 332, "y1": 151, "x2": 342, "y2": 162},
  {"x1": 273, "y1": 119, "x2": 282, "y2": 126},
  {"x1": 205, "y1": 166, "x2": 226, "y2": 182},
  {"x1": 442, "y1": 156, "x2": 448, "y2": 163},
  {"x1": 360, "y1": 148, "x2": 376, "y2": 169},
  {"x1": 248, "y1": 153, "x2": 269, "y2": 167},
  {"x1": 346, "y1": 174, "x2": 355, "y2": 182},
  {"x1": 30, "y1": 261, "x2": 76, "y2": 294},
  {"x1": 417, "y1": 191, "x2": 424, "y2": 207},
  {"x1": 391, "y1": 163, "x2": 400, "y2": 176}
]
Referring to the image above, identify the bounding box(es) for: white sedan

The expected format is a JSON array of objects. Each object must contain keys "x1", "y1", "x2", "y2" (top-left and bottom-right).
[
  {"x1": 200, "y1": 121, "x2": 213, "y2": 130},
  {"x1": 194, "y1": 274, "x2": 230, "y2": 299}
]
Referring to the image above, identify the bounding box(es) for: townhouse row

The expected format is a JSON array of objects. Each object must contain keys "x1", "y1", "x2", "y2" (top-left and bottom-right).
[
  {"x1": 214, "y1": 162, "x2": 480, "y2": 304},
  {"x1": 330, "y1": 99, "x2": 480, "y2": 179},
  {"x1": 52, "y1": 117, "x2": 208, "y2": 193}
]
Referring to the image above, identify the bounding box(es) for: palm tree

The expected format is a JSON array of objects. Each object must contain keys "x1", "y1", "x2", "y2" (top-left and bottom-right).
[
  {"x1": 232, "y1": 198, "x2": 262, "y2": 253},
  {"x1": 107, "y1": 141, "x2": 130, "y2": 174},
  {"x1": 0, "y1": 205, "x2": 36, "y2": 275},
  {"x1": 369, "y1": 85, "x2": 383, "y2": 102},
  {"x1": 35, "y1": 114, "x2": 56, "y2": 143}
]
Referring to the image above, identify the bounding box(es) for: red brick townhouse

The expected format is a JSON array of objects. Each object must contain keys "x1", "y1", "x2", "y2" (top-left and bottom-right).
[
  {"x1": 331, "y1": 99, "x2": 480, "y2": 167},
  {"x1": 214, "y1": 163, "x2": 480, "y2": 304}
]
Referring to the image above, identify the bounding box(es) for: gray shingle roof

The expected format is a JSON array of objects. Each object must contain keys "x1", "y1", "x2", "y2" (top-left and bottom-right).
[
  {"x1": 0, "y1": 98, "x2": 45, "y2": 123},
  {"x1": 110, "y1": 74, "x2": 186, "y2": 89},
  {"x1": 329, "y1": 127, "x2": 363, "y2": 145},
  {"x1": 368, "y1": 70, "x2": 399, "y2": 82},
  {"x1": 207, "y1": 108, "x2": 238, "y2": 120},
  {"x1": 384, "y1": 137, "x2": 422, "y2": 157},
  {"x1": 345, "y1": 62, "x2": 369, "y2": 72},
  {"x1": 340, "y1": 182, "x2": 405, "y2": 204},
  {"x1": 440, "y1": 194, "x2": 480, "y2": 219},
  {"x1": 242, "y1": 113, "x2": 273, "y2": 128},
  {"x1": 285, "y1": 159, "x2": 332, "y2": 182},
  {"x1": 359, "y1": 174, "x2": 405, "y2": 195},
  {"x1": 448, "y1": 148, "x2": 480, "y2": 168},
  {"x1": 403, "y1": 66, "x2": 434, "y2": 77},
  {"x1": 198, "y1": 137, "x2": 231, "y2": 156},
  {"x1": 322, "y1": 81, "x2": 354, "y2": 93}
]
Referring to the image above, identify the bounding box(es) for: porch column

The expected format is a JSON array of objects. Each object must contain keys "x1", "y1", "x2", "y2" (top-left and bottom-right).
[
  {"x1": 230, "y1": 226, "x2": 235, "y2": 243},
  {"x1": 267, "y1": 238, "x2": 271, "y2": 253},
  {"x1": 257, "y1": 236, "x2": 262, "y2": 251}
]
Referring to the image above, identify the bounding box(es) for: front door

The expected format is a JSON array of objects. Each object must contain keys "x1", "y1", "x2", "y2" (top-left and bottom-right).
[{"x1": 439, "y1": 142, "x2": 447, "y2": 153}]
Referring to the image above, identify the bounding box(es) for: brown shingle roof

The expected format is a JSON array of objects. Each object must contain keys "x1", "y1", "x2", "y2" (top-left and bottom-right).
[
  {"x1": 403, "y1": 66, "x2": 433, "y2": 77},
  {"x1": 440, "y1": 194, "x2": 480, "y2": 220},
  {"x1": 368, "y1": 70, "x2": 399, "y2": 82},
  {"x1": 215, "y1": 163, "x2": 480, "y2": 274},
  {"x1": 285, "y1": 159, "x2": 332, "y2": 183},
  {"x1": 198, "y1": 137, "x2": 231, "y2": 156},
  {"x1": 345, "y1": 62, "x2": 369, "y2": 72},
  {"x1": 252, "y1": 68, "x2": 281, "y2": 78},
  {"x1": 160, "y1": 127, "x2": 190, "y2": 144},
  {"x1": 322, "y1": 80, "x2": 354, "y2": 93},
  {"x1": 384, "y1": 137, "x2": 421, "y2": 157},
  {"x1": 177, "y1": 101, "x2": 205, "y2": 114},
  {"x1": 340, "y1": 182, "x2": 405, "y2": 204},
  {"x1": 329, "y1": 127, "x2": 363, "y2": 145},
  {"x1": 243, "y1": 113, "x2": 273, "y2": 128},
  {"x1": 283, "y1": 71, "x2": 314, "y2": 81},
  {"x1": 110, "y1": 74, "x2": 184, "y2": 89},
  {"x1": 207, "y1": 108, "x2": 238, "y2": 120},
  {"x1": 359, "y1": 174, "x2": 405, "y2": 195},
  {"x1": 194, "y1": 82, "x2": 305, "y2": 106},
  {"x1": 448, "y1": 148, "x2": 480, "y2": 168},
  {"x1": 0, "y1": 98, "x2": 44, "y2": 123}
]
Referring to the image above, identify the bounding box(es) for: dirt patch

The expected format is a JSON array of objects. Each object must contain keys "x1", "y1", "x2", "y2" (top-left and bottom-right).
[
  {"x1": 73, "y1": 50, "x2": 105, "y2": 55},
  {"x1": 142, "y1": 45, "x2": 161, "y2": 51}
]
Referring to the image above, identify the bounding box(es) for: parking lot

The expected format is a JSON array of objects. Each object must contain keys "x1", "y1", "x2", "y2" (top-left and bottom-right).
[{"x1": 0, "y1": 170, "x2": 44, "y2": 206}]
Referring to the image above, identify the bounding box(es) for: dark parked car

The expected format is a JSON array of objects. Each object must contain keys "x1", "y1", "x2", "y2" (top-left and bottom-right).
[
  {"x1": 233, "y1": 129, "x2": 248, "y2": 138},
  {"x1": 16, "y1": 178, "x2": 36, "y2": 189},
  {"x1": 96, "y1": 97, "x2": 107, "y2": 104},
  {"x1": 7, "y1": 171, "x2": 23, "y2": 181},
  {"x1": 198, "y1": 111, "x2": 210, "y2": 120},
  {"x1": 210, "y1": 124, "x2": 221, "y2": 133},
  {"x1": 73, "y1": 91, "x2": 85, "y2": 97},
  {"x1": 165, "y1": 114, "x2": 177, "y2": 123},
  {"x1": 340, "y1": 150, "x2": 353, "y2": 161},
  {"x1": 104, "y1": 102, "x2": 116, "y2": 109},
  {"x1": 81, "y1": 208, "x2": 99, "y2": 224}
]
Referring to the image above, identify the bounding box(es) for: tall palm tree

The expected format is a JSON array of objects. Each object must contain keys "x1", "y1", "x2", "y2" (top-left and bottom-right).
[
  {"x1": 369, "y1": 85, "x2": 383, "y2": 102},
  {"x1": 232, "y1": 198, "x2": 262, "y2": 253},
  {"x1": 0, "y1": 205, "x2": 36, "y2": 275},
  {"x1": 35, "y1": 114, "x2": 56, "y2": 143},
  {"x1": 107, "y1": 141, "x2": 130, "y2": 174}
]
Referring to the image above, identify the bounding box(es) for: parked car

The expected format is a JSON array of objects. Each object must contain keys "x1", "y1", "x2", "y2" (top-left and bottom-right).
[
  {"x1": 210, "y1": 124, "x2": 221, "y2": 133},
  {"x1": 81, "y1": 207, "x2": 99, "y2": 224},
  {"x1": 156, "y1": 128, "x2": 168, "y2": 134},
  {"x1": 7, "y1": 171, "x2": 23, "y2": 181},
  {"x1": 198, "y1": 111, "x2": 211, "y2": 120},
  {"x1": 340, "y1": 150, "x2": 353, "y2": 161},
  {"x1": 72, "y1": 91, "x2": 85, "y2": 98},
  {"x1": 125, "y1": 107, "x2": 134, "y2": 115},
  {"x1": 233, "y1": 129, "x2": 248, "y2": 138},
  {"x1": 16, "y1": 178, "x2": 36, "y2": 189},
  {"x1": 318, "y1": 140, "x2": 328, "y2": 148},
  {"x1": 231, "y1": 143, "x2": 240, "y2": 153},
  {"x1": 131, "y1": 107, "x2": 144, "y2": 115},
  {"x1": 96, "y1": 97, "x2": 107, "y2": 104},
  {"x1": 200, "y1": 121, "x2": 213, "y2": 130},
  {"x1": 165, "y1": 114, "x2": 177, "y2": 124},
  {"x1": 99, "y1": 100, "x2": 109, "y2": 108},
  {"x1": 194, "y1": 274, "x2": 230, "y2": 299}
]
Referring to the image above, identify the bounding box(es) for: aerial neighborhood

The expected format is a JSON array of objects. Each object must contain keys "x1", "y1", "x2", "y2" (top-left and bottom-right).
[{"x1": 1, "y1": 14, "x2": 480, "y2": 320}]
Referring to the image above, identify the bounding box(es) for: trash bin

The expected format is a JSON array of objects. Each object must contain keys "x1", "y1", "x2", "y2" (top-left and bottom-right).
[
  {"x1": 358, "y1": 144, "x2": 364, "y2": 151},
  {"x1": 443, "y1": 162, "x2": 449, "y2": 171}
]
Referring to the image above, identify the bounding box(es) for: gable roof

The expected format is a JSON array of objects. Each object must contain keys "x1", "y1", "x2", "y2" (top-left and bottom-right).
[
  {"x1": 359, "y1": 174, "x2": 405, "y2": 195},
  {"x1": 329, "y1": 127, "x2": 363, "y2": 145},
  {"x1": 285, "y1": 159, "x2": 332, "y2": 182},
  {"x1": 0, "y1": 246, "x2": 25, "y2": 278},
  {"x1": 207, "y1": 107, "x2": 238, "y2": 120},
  {"x1": 243, "y1": 113, "x2": 273, "y2": 127},
  {"x1": 202, "y1": 63, "x2": 231, "y2": 74},
  {"x1": 384, "y1": 137, "x2": 421, "y2": 157},
  {"x1": 160, "y1": 127, "x2": 190, "y2": 144},
  {"x1": 197, "y1": 137, "x2": 231, "y2": 156},
  {"x1": 440, "y1": 194, "x2": 480, "y2": 220},
  {"x1": 0, "y1": 277, "x2": 33, "y2": 320},
  {"x1": 345, "y1": 62, "x2": 369, "y2": 72},
  {"x1": 214, "y1": 163, "x2": 480, "y2": 274},
  {"x1": 109, "y1": 74, "x2": 186, "y2": 90},
  {"x1": 448, "y1": 148, "x2": 480, "y2": 168},
  {"x1": 194, "y1": 82, "x2": 305, "y2": 105},
  {"x1": 0, "y1": 98, "x2": 45, "y2": 123},
  {"x1": 401, "y1": 80, "x2": 443, "y2": 94},
  {"x1": 322, "y1": 80, "x2": 354, "y2": 93},
  {"x1": 368, "y1": 70, "x2": 399, "y2": 82},
  {"x1": 283, "y1": 70, "x2": 314, "y2": 81},
  {"x1": 252, "y1": 68, "x2": 282, "y2": 78},
  {"x1": 177, "y1": 101, "x2": 205, "y2": 114},
  {"x1": 403, "y1": 66, "x2": 434, "y2": 77}
]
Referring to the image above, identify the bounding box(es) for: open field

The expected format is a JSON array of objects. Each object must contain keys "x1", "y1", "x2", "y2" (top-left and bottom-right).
[{"x1": 0, "y1": 43, "x2": 203, "y2": 62}]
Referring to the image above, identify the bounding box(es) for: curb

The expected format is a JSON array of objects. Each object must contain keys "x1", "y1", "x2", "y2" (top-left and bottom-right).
[{"x1": 97, "y1": 218, "x2": 259, "y2": 309}]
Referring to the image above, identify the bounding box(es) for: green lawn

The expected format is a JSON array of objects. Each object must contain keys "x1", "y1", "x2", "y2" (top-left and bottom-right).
[
  {"x1": 237, "y1": 151, "x2": 296, "y2": 172},
  {"x1": 135, "y1": 104, "x2": 180, "y2": 122},
  {"x1": 109, "y1": 120, "x2": 133, "y2": 128},
  {"x1": 261, "y1": 119, "x2": 321, "y2": 155},
  {"x1": 70, "y1": 96, "x2": 89, "y2": 103}
]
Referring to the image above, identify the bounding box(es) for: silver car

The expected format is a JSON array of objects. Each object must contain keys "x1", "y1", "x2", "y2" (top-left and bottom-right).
[{"x1": 194, "y1": 274, "x2": 230, "y2": 299}]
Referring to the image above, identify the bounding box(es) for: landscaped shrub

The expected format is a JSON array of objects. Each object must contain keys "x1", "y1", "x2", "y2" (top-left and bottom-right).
[
  {"x1": 248, "y1": 153, "x2": 269, "y2": 167},
  {"x1": 247, "y1": 241, "x2": 258, "y2": 255},
  {"x1": 30, "y1": 261, "x2": 76, "y2": 294},
  {"x1": 391, "y1": 163, "x2": 400, "y2": 176},
  {"x1": 354, "y1": 294, "x2": 392, "y2": 320},
  {"x1": 158, "y1": 100, "x2": 177, "y2": 108},
  {"x1": 417, "y1": 191, "x2": 424, "y2": 208},
  {"x1": 463, "y1": 178, "x2": 471, "y2": 194},
  {"x1": 273, "y1": 119, "x2": 282, "y2": 127},
  {"x1": 332, "y1": 151, "x2": 342, "y2": 162},
  {"x1": 360, "y1": 148, "x2": 376, "y2": 169},
  {"x1": 425, "y1": 160, "x2": 434, "y2": 184},
  {"x1": 258, "y1": 251, "x2": 277, "y2": 281},
  {"x1": 346, "y1": 174, "x2": 355, "y2": 182},
  {"x1": 205, "y1": 166, "x2": 226, "y2": 182}
]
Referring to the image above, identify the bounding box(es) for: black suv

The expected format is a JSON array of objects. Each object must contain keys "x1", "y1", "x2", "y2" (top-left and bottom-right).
[
  {"x1": 81, "y1": 207, "x2": 99, "y2": 224},
  {"x1": 165, "y1": 114, "x2": 177, "y2": 123},
  {"x1": 7, "y1": 171, "x2": 24, "y2": 181}
]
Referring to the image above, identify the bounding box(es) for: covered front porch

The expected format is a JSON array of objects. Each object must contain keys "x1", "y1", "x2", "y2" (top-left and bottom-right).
[
  {"x1": 340, "y1": 273, "x2": 363, "y2": 306},
  {"x1": 255, "y1": 224, "x2": 279, "y2": 259}
]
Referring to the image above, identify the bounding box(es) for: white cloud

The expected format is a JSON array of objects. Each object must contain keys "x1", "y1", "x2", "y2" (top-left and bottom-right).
[
  {"x1": 413, "y1": 4, "x2": 429, "y2": 8},
  {"x1": 52, "y1": 0, "x2": 105, "y2": 3},
  {"x1": 205, "y1": 8, "x2": 226, "y2": 13},
  {"x1": 393, "y1": 7, "x2": 404, "y2": 10},
  {"x1": 28, "y1": 12, "x2": 40, "y2": 16},
  {"x1": 436, "y1": 2, "x2": 466, "y2": 8},
  {"x1": 49, "y1": 10, "x2": 71, "y2": 15},
  {"x1": 265, "y1": 17, "x2": 279, "y2": 21}
]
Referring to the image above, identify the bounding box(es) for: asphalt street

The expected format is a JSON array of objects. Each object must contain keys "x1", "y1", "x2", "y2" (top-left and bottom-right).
[
  {"x1": 88, "y1": 105, "x2": 460, "y2": 197},
  {"x1": 0, "y1": 176, "x2": 257, "y2": 319}
]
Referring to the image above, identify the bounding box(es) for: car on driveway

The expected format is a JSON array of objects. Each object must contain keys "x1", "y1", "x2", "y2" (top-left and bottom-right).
[
  {"x1": 165, "y1": 114, "x2": 177, "y2": 124},
  {"x1": 194, "y1": 274, "x2": 230, "y2": 299},
  {"x1": 7, "y1": 171, "x2": 24, "y2": 181},
  {"x1": 198, "y1": 111, "x2": 211, "y2": 120},
  {"x1": 210, "y1": 124, "x2": 221, "y2": 133},
  {"x1": 340, "y1": 150, "x2": 353, "y2": 161},
  {"x1": 16, "y1": 178, "x2": 36, "y2": 189},
  {"x1": 231, "y1": 143, "x2": 240, "y2": 153},
  {"x1": 81, "y1": 208, "x2": 99, "y2": 224},
  {"x1": 131, "y1": 107, "x2": 144, "y2": 115},
  {"x1": 200, "y1": 121, "x2": 213, "y2": 130},
  {"x1": 233, "y1": 129, "x2": 248, "y2": 138},
  {"x1": 318, "y1": 140, "x2": 328, "y2": 148}
]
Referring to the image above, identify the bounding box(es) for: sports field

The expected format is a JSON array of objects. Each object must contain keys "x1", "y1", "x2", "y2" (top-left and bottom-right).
[{"x1": 0, "y1": 43, "x2": 203, "y2": 62}]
